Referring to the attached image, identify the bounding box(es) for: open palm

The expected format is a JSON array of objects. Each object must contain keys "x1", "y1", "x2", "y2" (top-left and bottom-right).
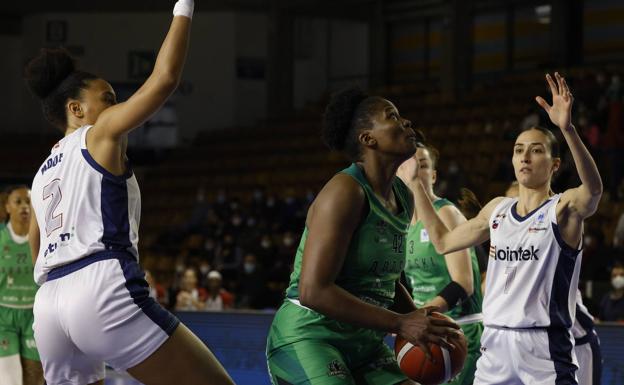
[{"x1": 535, "y1": 72, "x2": 574, "y2": 130}]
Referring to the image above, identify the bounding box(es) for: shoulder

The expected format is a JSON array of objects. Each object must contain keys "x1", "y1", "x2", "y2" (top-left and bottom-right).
[
  {"x1": 315, "y1": 173, "x2": 366, "y2": 210},
  {"x1": 479, "y1": 196, "x2": 508, "y2": 220}
]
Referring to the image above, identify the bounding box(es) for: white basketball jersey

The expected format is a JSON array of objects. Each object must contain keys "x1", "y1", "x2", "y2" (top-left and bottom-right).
[
  {"x1": 572, "y1": 289, "x2": 595, "y2": 339},
  {"x1": 31, "y1": 125, "x2": 140, "y2": 284},
  {"x1": 484, "y1": 194, "x2": 582, "y2": 328}
]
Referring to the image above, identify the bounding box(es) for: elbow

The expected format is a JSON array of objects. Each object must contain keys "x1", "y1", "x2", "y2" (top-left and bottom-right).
[
  {"x1": 298, "y1": 282, "x2": 317, "y2": 309},
  {"x1": 154, "y1": 70, "x2": 181, "y2": 94}
]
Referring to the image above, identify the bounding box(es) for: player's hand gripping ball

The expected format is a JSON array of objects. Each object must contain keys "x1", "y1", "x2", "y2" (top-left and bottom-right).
[{"x1": 394, "y1": 312, "x2": 467, "y2": 385}]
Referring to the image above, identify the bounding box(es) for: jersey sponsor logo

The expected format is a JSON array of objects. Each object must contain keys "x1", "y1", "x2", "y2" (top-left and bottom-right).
[
  {"x1": 327, "y1": 360, "x2": 348, "y2": 378},
  {"x1": 367, "y1": 356, "x2": 396, "y2": 370},
  {"x1": 420, "y1": 229, "x2": 429, "y2": 242},
  {"x1": 43, "y1": 232, "x2": 73, "y2": 258},
  {"x1": 40, "y1": 153, "x2": 63, "y2": 175},
  {"x1": 25, "y1": 338, "x2": 37, "y2": 350},
  {"x1": 368, "y1": 259, "x2": 405, "y2": 276},
  {"x1": 0, "y1": 338, "x2": 9, "y2": 351},
  {"x1": 493, "y1": 245, "x2": 540, "y2": 261}
]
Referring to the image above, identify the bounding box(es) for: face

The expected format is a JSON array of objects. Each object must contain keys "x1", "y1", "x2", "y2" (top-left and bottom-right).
[
  {"x1": 69, "y1": 78, "x2": 117, "y2": 125},
  {"x1": 612, "y1": 267, "x2": 624, "y2": 281},
  {"x1": 5, "y1": 188, "x2": 31, "y2": 225},
  {"x1": 512, "y1": 129, "x2": 560, "y2": 189},
  {"x1": 208, "y1": 277, "x2": 222, "y2": 290},
  {"x1": 361, "y1": 99, "x2": 417, "y2": 158},
  {"x1": 396, "y1": 148, "x2": 436, "y2": 190},
  {"x1": 181, "y1": 269, "x2": 198, "y2": 290}
]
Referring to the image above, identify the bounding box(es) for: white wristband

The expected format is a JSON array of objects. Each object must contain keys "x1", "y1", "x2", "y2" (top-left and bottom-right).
[{"x1": 173, "y1": 0, "x2": 194, "y2": 19}]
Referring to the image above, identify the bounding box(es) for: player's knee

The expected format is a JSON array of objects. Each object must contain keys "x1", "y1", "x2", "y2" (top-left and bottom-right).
[{"x1": 0, "y1": 354, "x2": 23, "y2": 385}]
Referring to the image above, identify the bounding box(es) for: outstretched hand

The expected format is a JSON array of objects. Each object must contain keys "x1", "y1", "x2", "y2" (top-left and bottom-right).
[{"x1": 535, "y1": 72, "x2": 574, "y2": 131}]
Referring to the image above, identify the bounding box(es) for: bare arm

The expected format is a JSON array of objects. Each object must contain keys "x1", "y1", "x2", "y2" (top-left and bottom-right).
[
  {"x1": 412, "y1": 180, "x2": 500, "y2": 255},
  {"x1": 299, "y1": 174, "x2": 459, "y2": 348},
  {"x1": 536, "y1": 73, "x2": 603, "y2": 220},
  {"x1": 299, "y1": 174, "x2": 404, "y2": 332},
  {"x1": 28, "y1": 211, "x2": 40, "y2": 265},
  {"x1": 87, "y1": 13, "x2": 192, "y2": 175},
  {"x1": 424, "y1": 205, "x2": 474, "y2": 312}
]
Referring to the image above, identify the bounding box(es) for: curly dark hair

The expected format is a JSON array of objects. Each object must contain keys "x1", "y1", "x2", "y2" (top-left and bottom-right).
[
  {"x1": 24, "y1": 47, "x2": 98, "y2": 131},
  {"x1": 322, "y1": 86, "x2": 383, "y2": 161}
]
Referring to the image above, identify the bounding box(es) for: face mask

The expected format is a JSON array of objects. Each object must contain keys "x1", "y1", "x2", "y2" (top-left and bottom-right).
[
  {"x1": 612, "y1": 276, "x2": 624, "y2": 290},
  {"x1": 244, "y1": 263, "x2": 256, "y2": 274}
]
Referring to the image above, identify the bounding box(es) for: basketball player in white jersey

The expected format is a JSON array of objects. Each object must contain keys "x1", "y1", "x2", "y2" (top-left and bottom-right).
[
  {"x1": 505, "y1": 183, "x2": 602, "y2": 385},
  {"x1": 410, "y1": 72, "x2": 602, "y2": 384},
  {"x1": 24, "y1": 2, "x2": 234, "y2": 384}
]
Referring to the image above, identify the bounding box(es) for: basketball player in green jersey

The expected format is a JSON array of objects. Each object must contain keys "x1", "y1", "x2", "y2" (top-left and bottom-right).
[
  {"x1": 266, "y1": 87, "x2": 460, "y2": 385},
  {"x1": 0, "y1": 186, "x2": 43, "y2": 385},
  {"x1": 397, "y1": 146, "x2": 483, "y2": 385}
]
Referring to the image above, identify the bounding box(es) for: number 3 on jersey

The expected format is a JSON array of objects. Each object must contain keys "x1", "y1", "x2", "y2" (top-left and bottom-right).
[{"x1": 43, "y1": 179, "x2": 63, "y2": 236}]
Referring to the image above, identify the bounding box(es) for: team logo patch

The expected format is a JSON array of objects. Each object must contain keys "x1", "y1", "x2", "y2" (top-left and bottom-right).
[
  {"x1": 0, "y1": 339, "x2": 9, "y2": 351},
  {"x1": 376, "y1": 220, "x2": 388, "y2": 234},
  {"x1": 529, "y1": 212, "x2": 548, "y2": 233},
  {"x1": 492, "y1": 214, "x2": 506, "y2": 229},
  {"x1": 327, "y1": 360, "x2": 348, "y2": 378}
]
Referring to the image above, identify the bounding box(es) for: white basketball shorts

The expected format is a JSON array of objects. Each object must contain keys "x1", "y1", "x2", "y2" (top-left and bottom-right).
[
  {"x1": 474, "y1": 326, "x2": 578, "y2": 385},
  {"x1": 33, "y1": 251, "x2": 179, "y2": 385}
]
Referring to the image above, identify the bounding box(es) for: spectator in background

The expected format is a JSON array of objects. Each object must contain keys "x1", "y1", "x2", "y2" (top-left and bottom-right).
[
  {"x1": 236, "y1": 253, "x2": 266, "y2": 309},
  {"x1": 205, "y1": 271, "x2": 234, "y2": 311},
  {"x1": 614, "y1": 211, "x2": 624, "y2": 250},
  {"x1": 145, "y1": 269, "x2": 168, "y2": 306},
  {"x1": 598, "y1": 262, "x2": 624, "y2": 322},
  {"x1": 174, "y1": 268, "x2": 207, "y2": 312}
]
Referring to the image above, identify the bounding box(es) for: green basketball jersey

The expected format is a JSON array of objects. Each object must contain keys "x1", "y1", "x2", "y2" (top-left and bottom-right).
[
  {"x1": 269, "y1": 164, "x2": 413, "y2": 352},
  {"x1": 0, "y1": 225, "x2": 37, "y2": 308},
  {"x1": 286, "y1": 163, "x2": 413, "y2": 309},
  {"x1": 404, "y1": 198, "x2": 482, "y2": 319}
]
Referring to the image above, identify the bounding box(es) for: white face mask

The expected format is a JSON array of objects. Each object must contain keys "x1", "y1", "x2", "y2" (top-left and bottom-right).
[{"x1": 612, "y1": 276, "x2": 624, "y2": 290}]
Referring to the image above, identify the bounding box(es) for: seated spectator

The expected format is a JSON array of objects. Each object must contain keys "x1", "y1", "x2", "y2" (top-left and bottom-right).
[
  {"x1": 599, "y1": 261, "x2": 624, "y2": 322},
  {"x1": 236, "y1": 253, "x2": 267, "y2": 309},
  {"x1": 145, "y1": 269, "x2": 167, "y2": 306},
  {"x1": 205, "y1": 271, "x2": 235, "y2": 311},
  {"x1": 174, "y1": 267, "x2": 207, "y2": 311}
]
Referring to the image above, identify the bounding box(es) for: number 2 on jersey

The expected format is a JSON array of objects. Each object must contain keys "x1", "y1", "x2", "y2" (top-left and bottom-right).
[{"x1": 43, "y1": 178, "x2": 63, "y2": 236}]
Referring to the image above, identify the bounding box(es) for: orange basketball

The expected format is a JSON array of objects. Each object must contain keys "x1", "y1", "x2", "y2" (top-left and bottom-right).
[{"x1": 394, "y1": 313, "x2": 467, "y2": 385}]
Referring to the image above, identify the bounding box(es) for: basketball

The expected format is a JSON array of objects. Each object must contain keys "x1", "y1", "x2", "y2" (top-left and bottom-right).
[{"x1": 394, "y1": 313, "x2": 468, "y2": 385}]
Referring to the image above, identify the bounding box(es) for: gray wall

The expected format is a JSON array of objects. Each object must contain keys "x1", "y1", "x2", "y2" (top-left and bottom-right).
[{"x1": 0, "y1": 12, "x2": 368, "y2": 140}]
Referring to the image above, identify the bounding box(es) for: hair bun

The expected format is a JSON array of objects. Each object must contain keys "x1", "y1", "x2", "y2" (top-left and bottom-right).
[
  {"x1": 24, "y1": 48, "x2": 76, "y2": 100},
  {"x1": 322, "y1": 87, "x2": 368, "y2": 151}
]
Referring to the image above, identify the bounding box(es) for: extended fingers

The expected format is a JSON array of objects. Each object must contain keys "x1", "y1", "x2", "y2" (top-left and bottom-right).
[{"x1": 546, "y1": 73, "x2": 558, "y2": 95}]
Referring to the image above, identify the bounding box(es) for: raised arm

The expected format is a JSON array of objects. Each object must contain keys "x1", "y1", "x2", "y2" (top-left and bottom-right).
[
  {"x1": 536, "y1": 72, "x2": 603, "y2": 220},
  {"x1": 87, "y1": 1, "x2": 193, "y2": 173},
  {"x1": 425, "y1": 205, "x2": 475, "y2": 312},
  {"x1": 299, "y1": 174, "x2": 458, "y2": 350},
  {"x1": 412, "y1": 180, "x2": 502, "y2": 255}
]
